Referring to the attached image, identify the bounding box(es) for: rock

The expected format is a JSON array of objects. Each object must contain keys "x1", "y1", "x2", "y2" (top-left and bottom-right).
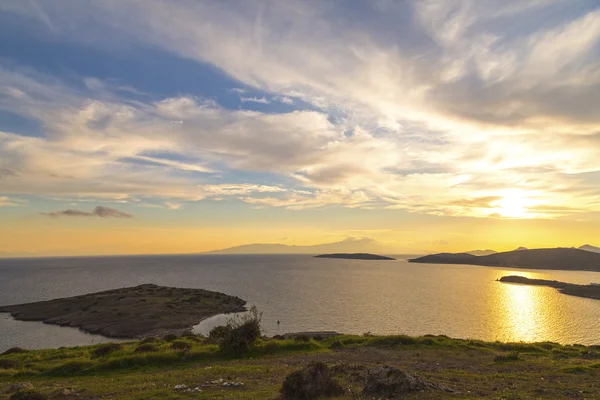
[
  {"x1": 9, "y1": 390, "x2": 47, "y2": 400},
  {"x1": 362, "y1": 365, "x2": 454, "y2": 397},
  {"x1": 2, "y1": 347, "x2": 28, "y2": 355},
  {"x1": 280, "y1": 361, "x2": 343, "y2": 400},
  {"x1": 7, "y1": 383, "x2": 34, "y2": 394}
]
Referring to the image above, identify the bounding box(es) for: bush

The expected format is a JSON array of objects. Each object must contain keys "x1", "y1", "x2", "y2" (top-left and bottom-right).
[
  {"x1": 49, "y1": 360, "x2": 95, "y2": 375},
  {"x1": 280, "y1": 361, "x2": 343, "y2": 400},
  {"x1": 164, "y1": 334, "x2": 178, "y2": 342},
  {"x1": 2, "y1": 347, "x2": 27, "y2": 355},
  {"x1": 93, "y1": 343, "x2": 123, "y2": 357},
  {"x1": 494, "y1": 352, "x2": 520, "y2": 362},
  {"x1": 170, "y1": 341, "x2": 192, "y2": 351},
  {"x1": 330, "y1": 340, "x2": 344, "y2": 349},
  {"x1": 140, "y1": 337, "x2": 159, "y2": 344},
  {"x1": 370, "y1": 335, "x2": 416, "y2": 346},
  {"x1": 294, "y1": 335, "x2": 311, "y2": 343},
  {"x1": 219, "y1": 306, "x2": 262, "y2": 357},
  {"x1": 0, "y1": 359, "x2": 23, "y2": 369},
  {"x1": 208, "y1": 325, "x2": 232, "y2": 343},
  {"x1": 10, "y1": 391, "x2": 47, "y2": 400},
  {"x1": 134, "y1": 344, "x2": 159, "y2": 354}
]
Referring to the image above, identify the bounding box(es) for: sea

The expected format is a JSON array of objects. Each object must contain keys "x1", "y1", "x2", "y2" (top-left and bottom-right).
[{"x1": 1, "y1": 254, "x2": 600, "y2": 352}]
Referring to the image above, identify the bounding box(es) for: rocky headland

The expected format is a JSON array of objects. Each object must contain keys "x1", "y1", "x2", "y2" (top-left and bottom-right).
[
  {"x1": 499, "y1": 275, "x2": 600, "y2": 300},
  {"x1": 315, "y1": 253, "x2": 396, "y2": 260},
  {"x1": 0, "y1": 284, "x2": 246, "y2": 338}
]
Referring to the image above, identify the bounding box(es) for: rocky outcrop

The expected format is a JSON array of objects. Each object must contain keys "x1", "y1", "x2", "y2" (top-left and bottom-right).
[
  {"x1": 280, "y1": 361, "x2": 343, "y2": 400},
  {"x1": 362, "y1": 365, "x2": 454, "y2": 397},
  {"x1": 0, "y1": 284, "x2": 246, "y2": 338},
  {"x1": 499, "y1": 276, "x2": 600, "y2": 300}
]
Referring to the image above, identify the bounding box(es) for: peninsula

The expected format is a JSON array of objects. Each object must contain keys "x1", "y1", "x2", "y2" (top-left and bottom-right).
[
  {"x1": 315, "y1": 253, "x2": 396, "y2": 260},
  {"x1": 409, "y1": 248, "x2": 600, "y2": 272},
  {"x1": 0, "y1": 284, "x2": 246, "y2": 338},
  {"x1": 499, "y1": 276, "x2": 600, "y2": 300}
]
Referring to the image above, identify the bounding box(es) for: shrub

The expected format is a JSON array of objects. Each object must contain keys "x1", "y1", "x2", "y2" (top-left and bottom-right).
[
  {"x1": 219, "y1": 306, "x2": 262, "y2": 357},
  {"x1": 208, "y1": 325, "x2": 232, "y2": 343},
  {"x1": 330, "y1": 340, "x2": 344, "y2": 349},
  {"x1": 93, "y1": 343, "x2": 123, "y2": 357},
  {"x1": 134, "y1": 344, "x2": 159, "y2": 354},
  {"x1": 140, "y1": 337, "x2": 159, "y2": 344},
  {"x1": 370, "y1": 335, "x2": 416, "y2": 346},
  {"x1": 494, "y1": 352, "x2": 520, "y2": 362},
  {"x1": 294, "y1": 335, "x2": 311, "y2": 343},
  {"x1": 170, "y1": 341, "x2": 192, "y2": 351},
  {"x1": 164, "y1": 334, "x2": 178, "y2": 342},
  {"x1": 0, "y1": 359, "x2": 23, "y2": 369},
  {"x1": 10, "y1": 391, "x2": 48, "y2": 400},
  {"x1": 49, "y1": 360, "x2": 95, "y2": 375},
  {"x1": 2, "y1": 347, "x2": 27, "y2": 355},
  {"x1": 280, "y1": 361, "x2": 343, "y2": 400},
  {"x1": 264, "y1": 341, "x2": 279, "y2": 353}
]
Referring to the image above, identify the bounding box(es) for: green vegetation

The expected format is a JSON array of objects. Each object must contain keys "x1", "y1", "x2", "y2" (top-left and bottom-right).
[{"x1": 1, "y1": 334, "x2": 600, "y2": 399}]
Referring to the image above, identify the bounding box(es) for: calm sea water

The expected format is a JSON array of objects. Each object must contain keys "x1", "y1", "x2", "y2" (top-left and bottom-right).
[{"x1": 1, "y1": 254, "x2": 600, "y2": 352}]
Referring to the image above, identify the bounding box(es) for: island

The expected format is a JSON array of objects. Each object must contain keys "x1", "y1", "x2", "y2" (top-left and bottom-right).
[
  {"x1": 409, "y1": 248, "x2": 600, "y2": 272},
  {"x1": 315, "y1": 253, "x2": 396, "y2": 260},
  {"x1": 0, "y1": 284, "x2": 246, "y2": 338},
  {"x1": 499, "y1": 275, "x2": 600, "y2": 300}
]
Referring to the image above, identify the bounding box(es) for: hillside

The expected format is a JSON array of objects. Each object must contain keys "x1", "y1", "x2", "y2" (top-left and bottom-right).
[
  {"x1": 1, "y1": 334, "x2": 600, "y2": 399},
  {"x1": 409, "y1": 248, "x2": 600, "y2": 272}
]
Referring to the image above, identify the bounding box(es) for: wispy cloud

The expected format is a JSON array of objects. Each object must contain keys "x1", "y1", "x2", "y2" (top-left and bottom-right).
[
  {"x1": 1, "y1": 1, "x2": 599, "y2": 219},
  {"x1": 0, "y1": 196, "x2": 20, "y2": 207},
  {"x1": 43, "y1": 206, "x2": 132, "y2": 218},
  {"x1": 240, "y1": 96, "x2": 270, "y2": 104}
]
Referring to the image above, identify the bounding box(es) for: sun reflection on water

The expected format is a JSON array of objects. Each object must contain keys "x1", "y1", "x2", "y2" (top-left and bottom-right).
[{"x1": 496, "y1": 272, "x2": 553, "y2": 343}]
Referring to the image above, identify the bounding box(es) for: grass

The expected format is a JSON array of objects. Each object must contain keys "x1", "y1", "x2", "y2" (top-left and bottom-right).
[{"x1": 1, "y1": 334, "x2": 599, "y2": 399}]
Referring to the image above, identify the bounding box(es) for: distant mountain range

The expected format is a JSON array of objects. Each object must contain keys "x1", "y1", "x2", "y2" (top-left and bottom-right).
[
  {"x1": 409, "y1": 247, "x2": 600, "y2": 272},
  {"x1": 579, "y1": 244, "x2": 600, "y2": 253},
  {"x1": 466, "y1": 249, "x2": 497, "y2": 256},
  {"x1": 203, "y1": 238, "x2": 398, "y2": 255}
]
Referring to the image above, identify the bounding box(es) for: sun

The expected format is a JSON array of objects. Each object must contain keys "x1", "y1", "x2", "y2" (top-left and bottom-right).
[{"x1": 493, "y1": 190, "x2": 533, "y2": 218}]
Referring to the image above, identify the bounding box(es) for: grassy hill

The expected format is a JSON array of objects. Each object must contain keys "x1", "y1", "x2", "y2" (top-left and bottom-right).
[{"x1": 2, "y1": 334, "x2": 600, "y2": 399}]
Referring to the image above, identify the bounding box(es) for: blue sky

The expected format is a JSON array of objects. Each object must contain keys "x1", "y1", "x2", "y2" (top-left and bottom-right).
[{"x1": 1, "y1": 1, "x2": 599, "y2": 255}]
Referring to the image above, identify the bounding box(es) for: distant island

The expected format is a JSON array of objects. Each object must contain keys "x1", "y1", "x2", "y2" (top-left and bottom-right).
[
  {"x1": 499, "y1": 275, "x2": 600, "y2": 300},
  {"x1": 0, "y1": 284, "x2": 246, "y2": 338},
  {"x1": 409, "y1": 248, "x2": 600, "y2": 272},
  {"x1": 315, "y1": 253, "x2": 396, "y2": 260}
]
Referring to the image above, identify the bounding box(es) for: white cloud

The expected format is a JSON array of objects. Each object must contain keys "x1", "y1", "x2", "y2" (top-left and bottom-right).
[
  {"x1": 0, "y1": 196, "x2": 20, "y2": 207},
  {"x1": 164, "y1": 201, "x2": 182, "y2": 210},
  {"x1": 1, "y1": 1, "x2": 600, "y2": 218},
  {"x1": 240, "y1": 96, "x2": 270, "y2": 104}
]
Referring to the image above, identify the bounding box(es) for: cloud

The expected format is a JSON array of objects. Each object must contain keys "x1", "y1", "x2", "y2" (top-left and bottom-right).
[
  {"x1": 164, "y1": 201, "x2": 182, "y2": 210},
  {"x1": 0, "y1": 196, "x2": 20, "y2": 207},
  {"x1": 43, "y1": 206, "x2": 132, "y2": 218},
  {"x1": 240, "y1": 96, "x2": 270, "y2": 104},
  {"x1": 1, "y1": 2, "x2": 600, "y2": 218}
]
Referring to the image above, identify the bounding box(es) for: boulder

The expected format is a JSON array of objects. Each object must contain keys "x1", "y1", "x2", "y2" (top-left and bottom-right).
[
  {"x1": 280, "y1": 361, "x2": 343, "y2": 400},
  {"x1": 362, "y1": 365, "x2": 453, "y2": 397}
]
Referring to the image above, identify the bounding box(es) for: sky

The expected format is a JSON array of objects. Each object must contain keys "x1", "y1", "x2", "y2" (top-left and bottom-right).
[{"x1": 1, "y1": 0, "x2": 599, "y2": 257}]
